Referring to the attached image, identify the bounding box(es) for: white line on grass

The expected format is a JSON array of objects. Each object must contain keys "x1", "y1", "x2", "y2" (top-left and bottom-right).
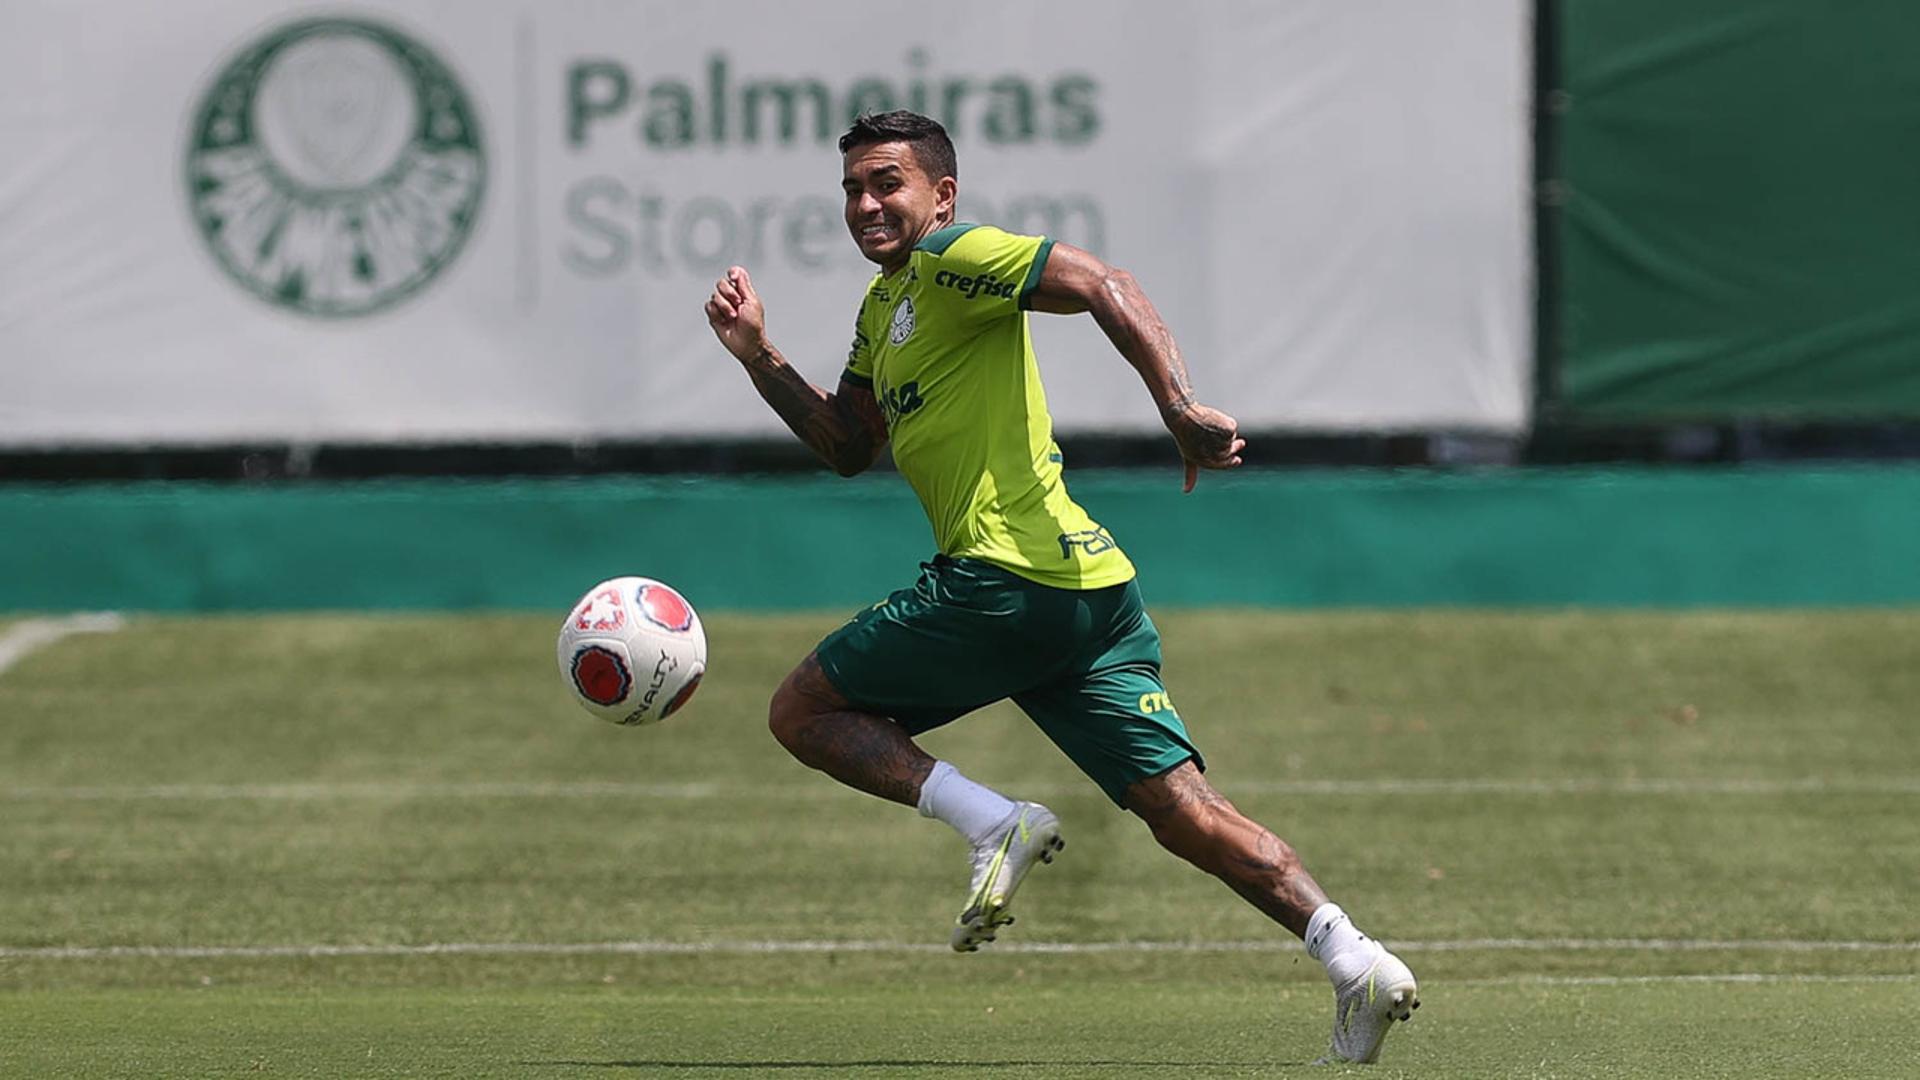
[
  {"x1": 4, "y1": 938, "x2": 1917, "y2": 961},
  {"x1": 0, "y1": 781, "x2": 727, "y2": 802},
  {"x1": 1403, "y1": 938, "x2": 1920, "y2": 953},
  {"x1": 5, "y1": 776, "x2": 1920, "y2": 801},
  {"x1": 0, "y1": 612, "x2": 124, "y2": 677},
  {"x1": 1461, "y1": 973, "x2": 1920, "y2": 987}
]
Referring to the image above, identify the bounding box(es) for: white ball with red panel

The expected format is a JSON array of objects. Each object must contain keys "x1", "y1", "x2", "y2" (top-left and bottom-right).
[{"x1": 557, "y1": 576, "x2": 707, "y2": 726}]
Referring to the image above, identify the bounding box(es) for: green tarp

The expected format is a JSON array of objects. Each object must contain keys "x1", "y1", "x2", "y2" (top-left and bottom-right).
[{"x1": 1550, "y1": 1, "x2": 1920, "y2": 419}]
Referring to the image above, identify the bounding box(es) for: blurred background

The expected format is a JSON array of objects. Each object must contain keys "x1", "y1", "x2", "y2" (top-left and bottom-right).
[
  {"x1": 5, "y1": 0, "x2": 1920, "y2": 613},
  {"x1": 6, "y1": 9, "x2": 1920, "y2": 1073}
]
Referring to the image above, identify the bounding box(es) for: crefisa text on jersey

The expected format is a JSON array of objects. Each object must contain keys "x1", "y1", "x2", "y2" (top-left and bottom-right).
[{"x1": 934, "y1": 269, "x2": 1017, "y2": 301}]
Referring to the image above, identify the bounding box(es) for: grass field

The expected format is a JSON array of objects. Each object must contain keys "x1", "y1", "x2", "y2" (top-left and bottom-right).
[{"x1": 3, "y1": 609, "x2": 1918, "y2": 1078}]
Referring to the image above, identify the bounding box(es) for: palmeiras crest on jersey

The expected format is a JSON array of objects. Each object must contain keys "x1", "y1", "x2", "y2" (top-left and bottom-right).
[
  {"x1": 185, "y1": 17, "x2": 485, "y2": 317},
  {"x1": 635, "y1": 582, "x2": 695, "y2": 633},
  {"x1": 889, "y1": 296, "x2": 916, "y2": 344}
]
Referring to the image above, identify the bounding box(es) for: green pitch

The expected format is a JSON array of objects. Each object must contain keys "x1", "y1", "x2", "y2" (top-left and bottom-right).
[{"x1": 3, "y1": 610, "x2": 1918, "y2": 1078}]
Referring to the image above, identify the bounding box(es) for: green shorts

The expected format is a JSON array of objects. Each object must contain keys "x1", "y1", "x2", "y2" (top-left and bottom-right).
[{"x1": 815, "y1": 555, "x2": 1202, "y2": 806}]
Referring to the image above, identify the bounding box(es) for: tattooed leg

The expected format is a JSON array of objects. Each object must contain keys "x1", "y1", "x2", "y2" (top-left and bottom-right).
[
  {"x1": 767, "y1": 653, "x2": 934, "y2": 807},
  {"x1": 1123, "y1": 760, "x2": 1329, "y2": 938}
]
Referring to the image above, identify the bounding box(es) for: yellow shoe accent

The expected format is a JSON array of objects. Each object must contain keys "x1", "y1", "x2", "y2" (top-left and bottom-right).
[
  {"x1": 949, "y1": 802, "x2": 1063, "y2": 952},
  {"x1": 1320, "y1": 946, "x2": 1419, "y2": 1064}
]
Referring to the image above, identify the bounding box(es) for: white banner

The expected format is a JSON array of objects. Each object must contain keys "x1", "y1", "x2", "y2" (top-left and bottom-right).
[{"x1": 0, "y1": 0, "x2": 1529, "y2": 446}]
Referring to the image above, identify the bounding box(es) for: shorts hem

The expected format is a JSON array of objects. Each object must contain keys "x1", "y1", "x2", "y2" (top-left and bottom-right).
[{"x1": 1097, "y1": 749, "x2": 1204, "y2": 809}]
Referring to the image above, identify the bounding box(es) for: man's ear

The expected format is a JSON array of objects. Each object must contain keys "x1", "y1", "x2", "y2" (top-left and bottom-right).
[{"x1": 935, "y1": 176, "x2": 958, "y2": 223}]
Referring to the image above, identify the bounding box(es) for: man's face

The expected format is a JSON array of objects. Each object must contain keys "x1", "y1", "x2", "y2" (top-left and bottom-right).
[{"x1": 842, "y1": 141, "x2": 955, "y2": 273}]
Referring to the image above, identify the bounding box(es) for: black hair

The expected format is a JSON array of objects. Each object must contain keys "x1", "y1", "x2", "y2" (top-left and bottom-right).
[{"x1": 838, "y1": 110, "x2": 957, "y2": 183}]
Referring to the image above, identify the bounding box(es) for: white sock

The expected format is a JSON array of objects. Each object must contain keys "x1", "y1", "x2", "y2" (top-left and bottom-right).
[
  {"x1": 917, "y1": 760, "x2": 1017, "y2": 846},
  {"x1": 1304, "y1": 902, "x2": 1378, "y2": 984}
]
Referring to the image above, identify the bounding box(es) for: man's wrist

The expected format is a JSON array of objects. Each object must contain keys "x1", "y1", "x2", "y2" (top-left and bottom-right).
[{"x1": 740, "y1": 344, "x2": 781, "y2": 372}]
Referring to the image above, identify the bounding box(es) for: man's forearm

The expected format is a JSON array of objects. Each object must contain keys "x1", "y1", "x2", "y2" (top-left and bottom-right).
[
  {"x1": 1086, "y1": 269, "x2": 1197, "y2": 421},
  {"x1": 740, "y1": 347, "x2": 880, "y2": 476},
  {"x1": 1028, "y1": 244, "x2": 1242, "y2": 487}
]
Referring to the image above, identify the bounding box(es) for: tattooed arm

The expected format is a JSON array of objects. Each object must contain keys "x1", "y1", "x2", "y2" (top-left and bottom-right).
[
  {"x1": 1029, "y1": 243, "x2": 1246, "y2": 493},
  {"x1": 706, "y1": 265, "x2": 888, "y2": 477}
]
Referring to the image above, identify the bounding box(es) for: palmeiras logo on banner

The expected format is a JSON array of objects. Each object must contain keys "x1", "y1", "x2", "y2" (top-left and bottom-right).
[{"x1": 185, "y1": 17, "x2": 485, "y2": 317}]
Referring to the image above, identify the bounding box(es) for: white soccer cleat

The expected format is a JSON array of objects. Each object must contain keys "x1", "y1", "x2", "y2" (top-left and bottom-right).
[
  {"x1": 1318, "y1": 942, "x2": 1419, "y2": 1065},
  {"x1": 950, "y1": 801, "x2": 1064, "y2": 952}
]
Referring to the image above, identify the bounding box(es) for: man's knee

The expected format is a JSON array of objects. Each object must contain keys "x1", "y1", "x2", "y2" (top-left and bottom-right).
[
  {"x1": 767, "y1": 683, "x2": 803, "y2": 752},
  {"x1": 1148, "y1": 799, "x2": 1236, "y2": 856},
  {"x1": 767, "y1": 670, "x2": 813, "y2": 752},
  {"x1": 1127, "y1": 762, "x2": 1226, "y2": 833},
  {"x1": 768, "y1": 653, "x2": 844, "y2": 754}
]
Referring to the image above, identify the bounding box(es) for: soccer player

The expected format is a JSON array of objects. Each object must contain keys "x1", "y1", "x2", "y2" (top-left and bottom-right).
[{"x1": 705, "y1": 110, "x2": 1418, "y2": 1064}]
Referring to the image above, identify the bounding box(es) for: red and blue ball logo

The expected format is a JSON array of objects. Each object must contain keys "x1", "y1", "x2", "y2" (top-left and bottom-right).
[
  {"x1": 662, "y1": 669, "x2": 703, "y2": 718},
  {"x1": 636, "y1": 582, "x2": 694, "y2": 632},
  {"x1": 570, "y1": 645, "x2": 632, "y2": 706},
  {"x1": 572, "y1": 586, "x2": 627, "y2": 633}
]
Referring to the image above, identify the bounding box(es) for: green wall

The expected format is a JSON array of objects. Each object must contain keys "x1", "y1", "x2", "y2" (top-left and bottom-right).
[
  {"x1": 4, "y1": 467, "x2": 1918, "y2": 611},
  {"x1": 1550, "y1": 0, "x2": 1920, "y2": 419}
]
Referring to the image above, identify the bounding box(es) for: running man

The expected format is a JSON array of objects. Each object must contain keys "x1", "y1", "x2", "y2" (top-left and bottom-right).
[{"x1": 704, "y1": 110, "x2": 1418, "y2": 1064}]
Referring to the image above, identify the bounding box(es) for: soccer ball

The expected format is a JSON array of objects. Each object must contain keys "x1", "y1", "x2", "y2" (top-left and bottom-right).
[{"x1": 557, "y1": 576, "x2": 707, "y2": 725}]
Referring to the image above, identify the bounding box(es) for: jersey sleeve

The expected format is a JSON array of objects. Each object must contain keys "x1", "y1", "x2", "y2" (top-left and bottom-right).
[
  {"x1": 924, "y1": 225, "x2": 1055, "y2": 327},
  {"x1": 843, "y1": 290, "x2": 876, "y2": 388}
]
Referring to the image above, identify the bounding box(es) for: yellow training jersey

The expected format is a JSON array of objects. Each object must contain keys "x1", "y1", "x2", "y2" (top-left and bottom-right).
[{"x1": 843, "y1": 223, "x2": 1136, "y2": 591}]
